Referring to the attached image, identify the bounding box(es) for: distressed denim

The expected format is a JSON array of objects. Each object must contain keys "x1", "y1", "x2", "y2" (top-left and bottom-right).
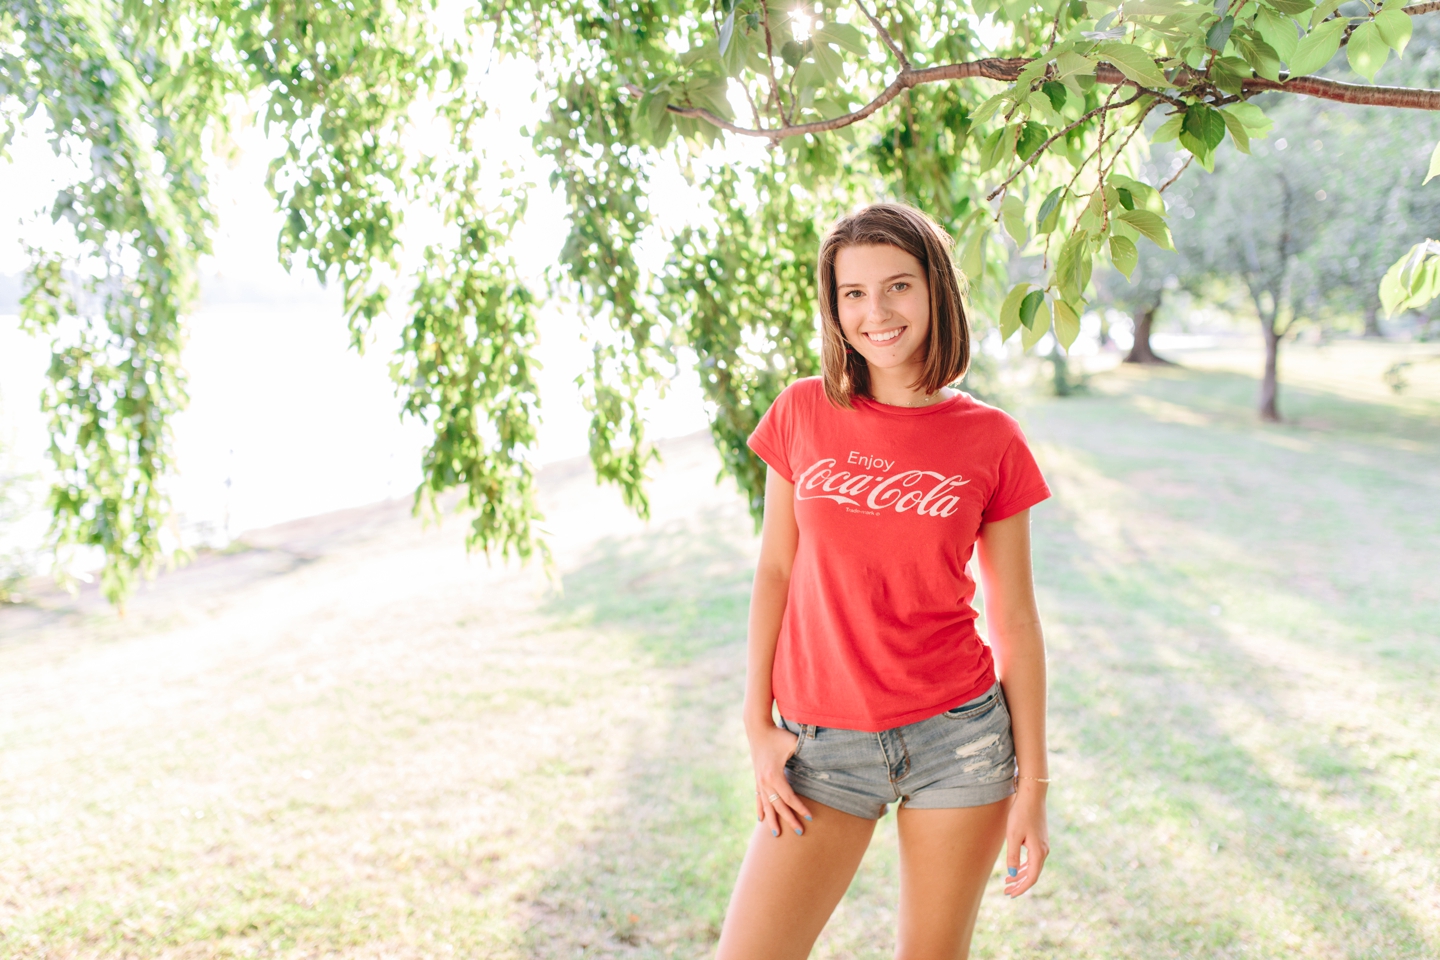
[{"x1": 778, "y1": 681, "x2": 1016, "y2": 819}]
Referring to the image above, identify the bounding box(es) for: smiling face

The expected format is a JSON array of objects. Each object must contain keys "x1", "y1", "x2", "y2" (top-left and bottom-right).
[{"x1": 834, "y1": 243, "x2": 932, "y2": 382}]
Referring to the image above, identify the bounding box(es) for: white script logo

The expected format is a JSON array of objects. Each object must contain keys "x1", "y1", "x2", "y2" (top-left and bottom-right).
[{"x1": 794, "y1": 458, "x2": 971, "y2": 517}]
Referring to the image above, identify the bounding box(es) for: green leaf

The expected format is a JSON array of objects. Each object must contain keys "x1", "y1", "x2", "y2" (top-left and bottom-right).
[
  {"x1": 1308, "y1": 0, "x2": 1344, "y2": 28},
  {"x1": 1000, "y1": 283, "x2": 1030, "y2": 340},
  {"x1": 1211, "y1": 56, "x2": 1253, "y2": 95},
  {"x1": 1020, "y1": 289, "x2": 1046, "y2": 329},
  {"x1": 1180, "y1": 103, "x2": 1227, "y2": 158},
  {"x1": 1021, "y1": 299, "x2": 1052, "y2": 349},
  {"x1": 1095, "y1": 41, "x2": 1171, "y2": 88},
  {"x1": 1220, "y1": 108, "x2": 1251, "y2": 153},
  {"x1": 718, "y1": 9, "x2": 736, "y2": 54},
  {"x1": 1054, "y1": 50, "x2": 1097, "y2": 79},
  {"x1": 1117, "y1": 209, "x2": 1174, "y2": 249},
  {"x1": 980, "y1": 125, "x2": 1018, "y2": 173},
  {"x1": 811, "y1": 37, "x2": 845, "y2": 83},
  {"x1": 1288, "y1": 17, "x2": 1345, "y2": 76},
  {"x1": 813, "y1": 22, "x2": 868, "y2": 55},
  {"x1": 780, "y1": 39, "x2": 804, "y2": 67},
  {"x1": 1053, "y1": 299, "x2": 1082, "y2": 350},
  {"x1": 960, "y1": 224, "x2": 989, "y2": 281},
  {"x1": 1055, "y1": 233, "x2": 1090, "y2": 302},
  {"x1": 1425, "y1": 140, "x2": 1440, "y2": 185},
  {"x1": 1036, "y1": 187, "x2": 1066, "y2": 233},
  {"x1": 1264, "y1": 0, "x2": 1313, "y2": 15},
  {"x1": 1226, "y1": 101, "x2": 1274, "y2": 136},
  {"x1": 1110, "y1": 235, "x2": 1138, "y2": 278},
  {"x1": 1374, "y1": 8, "x2": 1412, "y2": 56},
  {"x1": 1380, "y1": 241, "x2": 1440, "y2": 315},
  {"x1": 1112, "y1": 174, "x2": 1166, "y2": 214},
  {"x1": 1042, "y1": 81, "x2": 1069, "y2": 113},
  {"x1": 1346, "y1": 21, "x2": 1389, "y2": 81},
  {"x1": 1017, "y1": 122, "x2": 1050, "y2": 160},
  {"x1": 1001, "y1": 193, "x2": 1028, "y2": 245},
  {"x1": 971, "y1": 93, "x2": 1008, "y2": 124},
  {"x1": 1207, "y1": 14, "x2": 1236, "y2": 49},
  {"x1": 1116, "y1": 187, "x2": 1135, "y2": 210},
  {"x1": 1255, "y1": 6, "x2": 1299, "y2": 61},
  {"x1": 1126, "y1": 0, "x2": 1190, "y2": 14},
  {"x1": 1152, "y1": 113, "x2": 1184, "y2": 143},
  {"x1": 1237, "y1": 37, "x2": 1283, "y2": 81}
]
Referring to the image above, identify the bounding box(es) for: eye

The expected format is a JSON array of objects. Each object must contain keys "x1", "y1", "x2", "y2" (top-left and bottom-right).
[
  {"x1": 844, "y1": 289, "x2": 863, "y2": 298},
  {"x1": 891, "y1": 282, "x2": 910, "y2": 292}
]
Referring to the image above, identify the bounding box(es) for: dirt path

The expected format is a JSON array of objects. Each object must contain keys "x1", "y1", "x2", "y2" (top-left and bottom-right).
[{"x1": 0, "y1": 432, "x2": 759, "y2": 959}]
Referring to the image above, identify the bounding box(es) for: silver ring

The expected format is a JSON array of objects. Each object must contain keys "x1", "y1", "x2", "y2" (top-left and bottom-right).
[{"x1": 767, "y1": 792, "x2": 780, "y2": 803}]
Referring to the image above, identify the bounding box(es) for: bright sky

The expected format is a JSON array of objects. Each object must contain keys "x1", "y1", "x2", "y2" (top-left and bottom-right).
[{"x1": 0, "y1": 56, "x2": 716, "y2": 551}]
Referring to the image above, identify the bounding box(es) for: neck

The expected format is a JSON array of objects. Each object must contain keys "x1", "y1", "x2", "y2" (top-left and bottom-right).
[{"x1": 866, "y1": 362, "x2": 945, "y2": 407}]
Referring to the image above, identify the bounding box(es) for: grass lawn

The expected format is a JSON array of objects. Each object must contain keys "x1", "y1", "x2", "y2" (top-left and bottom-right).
[{"x1": 1, "y1": 340, "x2": 1437, "y2": 958}]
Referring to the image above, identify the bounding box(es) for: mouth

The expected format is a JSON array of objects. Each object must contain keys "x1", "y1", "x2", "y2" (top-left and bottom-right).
[{"x1": 864, "y1": 326, "x2": 905, "y2": 345}]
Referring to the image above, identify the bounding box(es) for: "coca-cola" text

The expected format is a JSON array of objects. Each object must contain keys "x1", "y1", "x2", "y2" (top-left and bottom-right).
[{"x1": 793, "y1": 458, "x2": 971, "y2": 517}]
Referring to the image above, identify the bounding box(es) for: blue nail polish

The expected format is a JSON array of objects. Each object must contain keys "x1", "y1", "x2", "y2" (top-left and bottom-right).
[
  {"x1": 795, "y1": 828, "x2": 803, "y2": 835},
  {"x1": 771, "y1": 829, "x2": 778, "y2": 837},
  {"x1": 1007, "y1": 867, "x2": 1018, "y2": 877},
  {"x1": 804, "y1": 815, "x2": 813, "y2": 821}
]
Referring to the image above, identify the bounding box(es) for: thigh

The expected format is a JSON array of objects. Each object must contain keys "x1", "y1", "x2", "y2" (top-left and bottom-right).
[
  {"x1": 894, "y1": 798, "x2": 1011, "y2": 960},
  {"x1": 715, "y1": 798, "x2": 877, "y2": 960}
]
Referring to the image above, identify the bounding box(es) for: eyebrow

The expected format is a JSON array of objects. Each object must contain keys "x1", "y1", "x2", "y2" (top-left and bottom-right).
[{"x1": 836, "y1": 271, "x2": 918, "y2": 290}]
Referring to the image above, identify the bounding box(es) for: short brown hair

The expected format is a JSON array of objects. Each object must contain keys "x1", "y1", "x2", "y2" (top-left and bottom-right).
[{"x1": 816, "y1": 203, "x2": 971, "y2": 408}]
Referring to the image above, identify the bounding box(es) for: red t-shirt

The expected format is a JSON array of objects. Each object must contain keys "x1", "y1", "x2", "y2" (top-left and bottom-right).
[{"x1": 747, "y1": 377, "x2": 1051, "y2": 732}]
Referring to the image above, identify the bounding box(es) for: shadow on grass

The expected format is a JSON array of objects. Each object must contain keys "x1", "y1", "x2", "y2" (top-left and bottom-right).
[
  {"x1": 519, "y1": 502, "x2": 758, "y2": 957},
  {"x1": 1101, "y1": 364, "x2": 1440, "y2": 449},
  {"x1": 541, "y1": 503, "x2": 756, "y2": 666},
  {"x1": 1032, "y1": 490, "x2": 1435, "y2": 958},
  {"x1": 514, "y1": 369, "x2": 1439, "y2": 958}
]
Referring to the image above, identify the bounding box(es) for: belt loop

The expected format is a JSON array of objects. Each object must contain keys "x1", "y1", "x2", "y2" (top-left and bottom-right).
[{"x1": 806, "y1": 723, "x2": 816, "y2": 740}]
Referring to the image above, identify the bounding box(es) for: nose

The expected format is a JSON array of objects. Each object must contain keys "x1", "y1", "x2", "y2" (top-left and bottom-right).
[{"x1": 866, "y1": 291, "x2": 890, "y2": 324}]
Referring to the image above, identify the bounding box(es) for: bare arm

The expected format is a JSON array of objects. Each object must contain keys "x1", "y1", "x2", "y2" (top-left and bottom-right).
[
  {"x1": 975, "y1": 508, "x2": 1050, "y2": 896},
  {"x1": 744, "y1": 467, "x2": 813, "y2": 836}
]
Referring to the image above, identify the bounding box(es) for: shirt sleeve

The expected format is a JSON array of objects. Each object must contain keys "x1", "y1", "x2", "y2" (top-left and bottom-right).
[
  {"x1": 747, "y1": 386, "x2": 795, "y2": 482},
  {"x1": 981, "y1": 426, "x2": 1051, "y2": 524}
]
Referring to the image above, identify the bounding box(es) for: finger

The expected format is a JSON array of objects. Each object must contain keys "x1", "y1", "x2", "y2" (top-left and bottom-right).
[
  {"x1": 1005, "y1": 830, "x2": 1022, "y2": 880},
  {"x1": 777, "y1": 783, "x2": 813, "y2": 827},
  {"x1": 761, "y1": 784, "x2": 802, "y2": 836},
  {"x1": 1004, "y1": 842, "x2": 1046, "y2": 897},
  {"x1": 760, "y1": 791, "x2": 782, "y2": 838},
  {"x1": 771, "y1": 794, "x2": 805, "y2": 837},
  {"x1": 755, "y1": 789, "x2": 765, "y2": 822}
]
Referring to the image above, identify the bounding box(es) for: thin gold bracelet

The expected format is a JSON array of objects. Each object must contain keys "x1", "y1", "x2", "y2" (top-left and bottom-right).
[{"x1": 1014, "y1": 775, "x2": 1053, "y2": 783}]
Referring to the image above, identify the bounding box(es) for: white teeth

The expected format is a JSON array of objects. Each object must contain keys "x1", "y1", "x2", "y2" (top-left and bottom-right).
[{"x1": 867, "y1": 328, "x2": 902, "y2": 343}]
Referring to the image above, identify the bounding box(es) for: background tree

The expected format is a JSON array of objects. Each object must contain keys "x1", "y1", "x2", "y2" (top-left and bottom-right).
[
  {"x1": 1164, "y1": 21, "x2": 1440, "y2": 418},
  {"x1": 5, "y1": 0, "x2": 1440, "y2": 602},
  {"x1": 1091, "y1": 230, "x2": 1183, "y2": 364}
]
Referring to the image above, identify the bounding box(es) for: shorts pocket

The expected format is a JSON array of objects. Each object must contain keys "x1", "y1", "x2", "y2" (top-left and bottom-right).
[
  {"x1": 942, "y1": 686, "x2": 1001, "y2": 722},
  {"x1": 778, "y1": 716, "x2": 806, "y2": 759}
]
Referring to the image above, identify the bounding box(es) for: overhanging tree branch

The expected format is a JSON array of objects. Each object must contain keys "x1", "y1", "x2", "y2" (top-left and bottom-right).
[
  {"x1": 665, "y1": 58, "x2": 1440, "y2": 141},
  {"x1": 1245, "y1": 75, "x2": 1440, "y2": 108}
]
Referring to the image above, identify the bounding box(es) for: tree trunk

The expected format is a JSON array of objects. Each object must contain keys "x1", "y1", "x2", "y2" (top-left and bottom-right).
[
  {"x1": 1259, "y1": 321, "x2": 1281, "y2": 422},
  {"x1": 1363, "y1": 304, "x2": 1383, "y2": 338},
  {"x1": 1123, "y1": 302, "x2": 1173, "y2": 365},
  {"x1": 1049, "y1": 343, "x2": 1074, "y2": 396}
]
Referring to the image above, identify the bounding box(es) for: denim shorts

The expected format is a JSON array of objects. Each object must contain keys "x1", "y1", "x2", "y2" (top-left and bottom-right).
[{"x1": 777, "y1": 681, "x2": 1017, "y2": 820}]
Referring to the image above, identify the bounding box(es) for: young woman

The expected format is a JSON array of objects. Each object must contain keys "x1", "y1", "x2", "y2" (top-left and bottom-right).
[{"x1": 716, "y1": 203, "x2": 1052, "y2": 960}]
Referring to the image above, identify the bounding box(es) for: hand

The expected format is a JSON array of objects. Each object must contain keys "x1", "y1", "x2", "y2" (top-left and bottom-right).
[
  {"x1": 747, "y1": 722, "x2": 813, "y2": 838},
  {"x1": 1003, "y1": 781, "x2": 1049, "y2": 897}
]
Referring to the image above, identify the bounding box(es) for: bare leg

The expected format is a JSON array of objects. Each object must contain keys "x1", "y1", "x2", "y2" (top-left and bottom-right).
[
  {"x1": 894, "y1": 798, "x2": 1011, "y2": 960},
  {"x1": 715, "y1": 798, "x2": 877, "y2": 960}
]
